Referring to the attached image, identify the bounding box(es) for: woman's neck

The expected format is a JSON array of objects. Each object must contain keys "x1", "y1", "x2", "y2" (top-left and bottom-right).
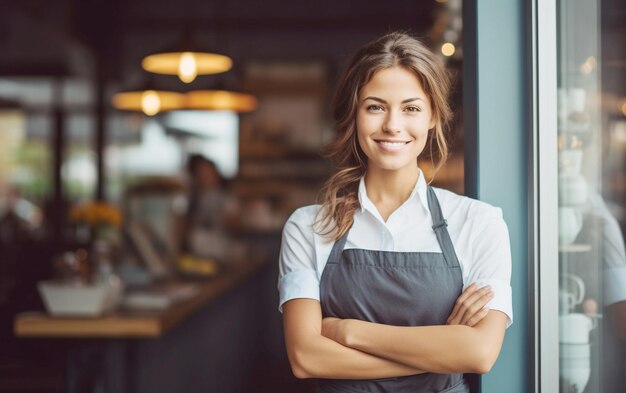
[{"x1": 364, "y1": 166, "x2": 420, "y2": 222}]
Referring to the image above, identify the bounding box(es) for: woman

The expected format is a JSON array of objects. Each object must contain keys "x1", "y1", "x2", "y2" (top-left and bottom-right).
[
  {"x1": 184, "y1": 155, "x2": 238, "y2": 262},
  {"x1": 278, "y1": 32, "x2": 512, "y2": 393}
]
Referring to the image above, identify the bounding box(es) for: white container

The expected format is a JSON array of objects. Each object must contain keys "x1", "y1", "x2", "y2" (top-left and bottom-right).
[
  {"x1": 558, "y1": 149, "x2": 583, "y2": 176},
  {"x1": 38, "y1": 279, "x2": 124, "y2": 317},
  {"x1": 559, "y1": 313, "x2": 595, "y2": 344},
  {"x1": 559, "y1": 174, "x2": 588, "y2": 206},
  {"x1": 560, "y1": 343, "x2": 591, "y2": 359},
  {"x1": 559, "y1": 342, "x2": 591, "y2": 392},
  {"x1": 560, "y1": 366, "x2": 590, "y2": 393},
  {"x1": 568, "y1": 88, "x2": 587, "y2": 113},
  {"x1": 558, "y1": 207, "x2": 584, "y2": 245}
]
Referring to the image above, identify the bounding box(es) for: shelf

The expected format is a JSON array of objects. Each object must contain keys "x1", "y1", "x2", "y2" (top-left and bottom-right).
[
  {"x1": 238, "y1": 160, "x2": 330, "y2": 181},
  {"x1": 232, "y1": 180, "x2": 323, "y2": 196},
  {"x1": 559, "y1": 243, "x2": 592, "y2": 253},
  {"x1": 239, "y1": 144, "x2": 323, "y2": 160}
]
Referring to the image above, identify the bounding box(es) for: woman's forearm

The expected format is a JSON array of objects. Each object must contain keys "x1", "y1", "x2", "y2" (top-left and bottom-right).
[
  {"x1": 290, "y1": 334, "x2": 425, "y2": 379},
  {"x1": 338, "y1": 312, "x2": 507, "y2": 374},
  {"x1": 283, "y1": 299, "x2": 425, "y2": 380}
]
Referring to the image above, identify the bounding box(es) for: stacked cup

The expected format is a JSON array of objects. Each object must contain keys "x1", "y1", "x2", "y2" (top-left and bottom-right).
[
  {"x1": 559, "y1": 274, "x2": 593, "y2": 392},
  {"x1": 558, "y1": 146, "x2": 586, "y2": 245},
  {"x1": 559, "y1": 313, "x2": 594, "y2": 393}
]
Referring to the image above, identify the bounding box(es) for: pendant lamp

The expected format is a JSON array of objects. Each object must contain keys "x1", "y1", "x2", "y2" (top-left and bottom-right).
[
  {"x1": 185, "y1": 89, "x2": 257, "y2": 113},
  {"x1": 112, "y1": 79, "x2": 185, "y2": 116},
  {"x1": 183, "y1": 69, "x2": 258, "y2": 113},
  {"x1": 141, "y1": 33, "x2": 232, "y2": 84}
]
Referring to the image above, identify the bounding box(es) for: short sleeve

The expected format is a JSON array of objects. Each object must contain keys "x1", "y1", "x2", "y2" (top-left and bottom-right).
[
  {"x1": 466, "y1": 208, "x2": 514, "y2": 328},
  {"x1": 277, "y1": 207, "x2": 320, "y2": 313}
]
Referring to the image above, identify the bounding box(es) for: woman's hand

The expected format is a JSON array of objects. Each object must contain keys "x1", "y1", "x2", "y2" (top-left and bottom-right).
[
  {"x1": 321, "y1": 283, "x2": 493, "y2": 347},
  {"x1": 321, "y1": 317, "x2": 348, "y2": 345},
  {"x1": 446, "y1": 283, "x2": 494, "y2": 327}
]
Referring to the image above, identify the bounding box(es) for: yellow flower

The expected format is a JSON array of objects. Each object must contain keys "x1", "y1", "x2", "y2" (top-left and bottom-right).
[{"x1": 69, "y1": 201, "x2": 123, "y2": 228}]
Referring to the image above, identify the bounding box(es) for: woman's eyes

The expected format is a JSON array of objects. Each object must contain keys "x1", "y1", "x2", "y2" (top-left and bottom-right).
[
  {"x1": 365, "y1": 104, "x2": 421, "y2": 112},
  {"x1": 366, "y1": 104, "x2": 384, "y2": 111}
]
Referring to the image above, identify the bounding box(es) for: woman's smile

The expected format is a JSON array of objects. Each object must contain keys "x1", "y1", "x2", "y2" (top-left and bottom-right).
[{"x1": 374, "y1": 139, "x2": 413, "y2": 152}]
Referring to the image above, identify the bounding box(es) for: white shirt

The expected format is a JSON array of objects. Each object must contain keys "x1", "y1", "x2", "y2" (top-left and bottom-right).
[
  {"x1": 278, "y1": 169, "x2": 513, "y2": 327},
  {"x1": 584, "y1": 192, "x2": 626, "y2": 306}
]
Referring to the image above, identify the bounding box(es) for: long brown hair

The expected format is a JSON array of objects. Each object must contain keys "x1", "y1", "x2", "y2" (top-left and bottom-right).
[{"x1": 315, "y1": 31, "x2": 453, "y2": 241}]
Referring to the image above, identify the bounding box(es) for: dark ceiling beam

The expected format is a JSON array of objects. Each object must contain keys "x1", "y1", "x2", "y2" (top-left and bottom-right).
[
  {"x1": 118, "y1": 16, "x2": 430, "y2": 33},
  {"x1": 0, "y1": 65, "x2": 71, "y2": 77}
]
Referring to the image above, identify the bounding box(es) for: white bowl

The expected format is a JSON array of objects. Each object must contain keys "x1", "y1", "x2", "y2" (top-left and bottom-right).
[
  {"x1": 560, "y1": 343, "x2": 591, "y2": 359},
  {"x1": 38, "y1": 280, "x2": 124, "y2": 317},
  {"x1": 560, "y1": 366, "x2": 590, "y2": 393},
  {"x1": 561, "y1": 357, "x2": 590, "y2": 369}
]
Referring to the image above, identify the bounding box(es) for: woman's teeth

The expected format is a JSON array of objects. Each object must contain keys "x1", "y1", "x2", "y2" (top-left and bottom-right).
[{"x1": 378, "y1": 141, "x2": 407, "y2": 147}]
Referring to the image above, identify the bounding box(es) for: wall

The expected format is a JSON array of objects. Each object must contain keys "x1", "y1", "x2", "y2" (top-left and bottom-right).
[{"x1": 463, "y1": 1, "x2": 530, "y2": 392}]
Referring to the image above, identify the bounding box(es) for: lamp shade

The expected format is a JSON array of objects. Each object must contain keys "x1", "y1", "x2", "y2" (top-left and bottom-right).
[
  {"x1": 142, "y1": 51, "x2": 233, "y2": 83},
  {"x1": 185, "y1": 90, "x2": 257, "y2": 112},
  {"x1": 112, "y1": 90, "x2": 185, "y2": 116}
]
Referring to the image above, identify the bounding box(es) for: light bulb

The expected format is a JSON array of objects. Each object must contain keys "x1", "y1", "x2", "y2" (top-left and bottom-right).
[
  {"x1": 441, "y1": 42, "x2": 456, "y2": 57},
  {"x1": 178, "y1": 52, "x2": 198, "y2": 83},
  {"x1": 141, "y1": 90, "x2": 161, "y2": 116}
]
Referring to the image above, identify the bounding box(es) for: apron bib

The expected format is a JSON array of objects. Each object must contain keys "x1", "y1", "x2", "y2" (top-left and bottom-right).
[{"x1": 318, "y1": 186, "x2": 470, "y2": 393}]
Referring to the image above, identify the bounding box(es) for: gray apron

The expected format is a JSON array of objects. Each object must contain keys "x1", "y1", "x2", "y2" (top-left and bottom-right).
[{"x1": 318, "y1": 186, "x2": 470, "y2": 393}]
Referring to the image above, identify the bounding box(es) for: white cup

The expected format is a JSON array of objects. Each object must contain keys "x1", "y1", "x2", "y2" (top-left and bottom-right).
[
  {"x1": 560, "y1": 342, "x2": 591, "y2": 391},
  {"x1": 560, "y1": 342, "x2": 591, "y2": 359},
  {"x1": 559, "y1": 313, "x2": 595, "y2": 344},
  {"x1": 560, "y1": 366, "x2": 590, "y2": 393},
  {"x1": 559, "y1": 207, "x2": 583, "y2": 245},
  {"x1": 559, "y1": 149, "x2": 583, "y2": 176},
  {"x1": 559, "y1": 174, "x2": 588, "y2": 206},
  {"x1": 567, "y1": 88, "x2": 586, "y2": 113}
]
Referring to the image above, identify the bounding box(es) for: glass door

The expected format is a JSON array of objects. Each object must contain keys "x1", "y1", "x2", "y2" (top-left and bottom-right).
[{"x1": 549, "y1": 0, "x2": 626, "y2": 392}]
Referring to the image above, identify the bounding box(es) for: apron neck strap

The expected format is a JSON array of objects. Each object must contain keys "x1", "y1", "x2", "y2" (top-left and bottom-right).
[
  {"x1": 427, "y1": 186, "x2": 460, "y2": 268},
  {"x1": 328, "y1": 186, "x2": 461, "y2": 268},
  {"x1": 328, "y1": 230, "x2": 349, "y2": 264}
]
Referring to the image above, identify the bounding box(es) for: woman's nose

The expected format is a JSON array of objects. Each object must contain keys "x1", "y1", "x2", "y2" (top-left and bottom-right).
[{"x1": 382, "y1": 112, "x2": 401, "y2": 133}]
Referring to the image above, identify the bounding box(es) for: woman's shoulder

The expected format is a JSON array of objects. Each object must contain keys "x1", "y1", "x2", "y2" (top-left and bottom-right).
[
  {"x1": 284, "y1": 204, "x2": 322, "y2": 229},
  {"x1": 281, "y1": 205, "x2": 327, "y2": 246},
  {"x1": 432, "y1": 186, "x2": 504, "y2": 222}
]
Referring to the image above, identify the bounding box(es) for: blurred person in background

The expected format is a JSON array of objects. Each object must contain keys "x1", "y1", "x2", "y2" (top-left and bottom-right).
[{"x1": 183, "y1": 154, "x2": 241, "y2": 263}]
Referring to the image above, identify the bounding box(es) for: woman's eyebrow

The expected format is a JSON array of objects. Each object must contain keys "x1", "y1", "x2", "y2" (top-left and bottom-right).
[{"x1": 362, "y1": 96, "x2": 426, "y2": 104}]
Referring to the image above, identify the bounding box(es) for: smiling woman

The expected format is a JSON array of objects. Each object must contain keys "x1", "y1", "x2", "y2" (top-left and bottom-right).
[
  {"x1": 278, "y1": 32, "x2": 512, "y2": 393},
  {"x1": 356, "y1": 67, "x2": 433, "y2": 177}
]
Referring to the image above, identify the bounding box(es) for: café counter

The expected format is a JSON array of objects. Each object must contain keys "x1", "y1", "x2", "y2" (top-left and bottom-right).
[
  {"x1": 14, "y1": 258, "x2": 268, "y2": 338},
  {"x1": 12, "y1": 257, "x2": 281, "y2": 393}
]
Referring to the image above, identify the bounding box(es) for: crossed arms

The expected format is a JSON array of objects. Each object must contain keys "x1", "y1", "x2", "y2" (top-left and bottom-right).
[{"x1": 282, "y1": 284, "x2": 507, "y2": 380}]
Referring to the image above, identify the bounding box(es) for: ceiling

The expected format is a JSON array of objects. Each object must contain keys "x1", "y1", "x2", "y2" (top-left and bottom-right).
[
  {"x1": 2, "y1": 0, "x2": 621, "y2": 111},
  {"x1": 0, "y1": 0, "x2": 444, "y2": 85}
]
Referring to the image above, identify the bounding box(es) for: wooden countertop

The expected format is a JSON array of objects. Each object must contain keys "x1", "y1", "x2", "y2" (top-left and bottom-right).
[{"x1": 14, "y1": 258, "x2": 269, "y2": 339}]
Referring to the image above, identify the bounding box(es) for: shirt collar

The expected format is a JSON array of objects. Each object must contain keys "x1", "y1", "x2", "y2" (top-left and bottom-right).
[{"x1": 357, "y1": 168, "x2": 429, "y2": 214}]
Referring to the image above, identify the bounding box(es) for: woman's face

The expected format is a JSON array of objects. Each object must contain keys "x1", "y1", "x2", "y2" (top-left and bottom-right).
[{"x1": 356, "y1": 66, "x2": 435, "y2": 174}]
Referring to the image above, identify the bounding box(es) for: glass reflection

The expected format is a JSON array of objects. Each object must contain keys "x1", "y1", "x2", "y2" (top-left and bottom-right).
[{"x1": 557, "y1": 0, "x2": 626, "y2": 391}]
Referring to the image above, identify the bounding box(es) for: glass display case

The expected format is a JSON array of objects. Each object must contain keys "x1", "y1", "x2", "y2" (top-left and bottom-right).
[{"x1": 553, "y1": 0, "x2": 626, "y2": 392}]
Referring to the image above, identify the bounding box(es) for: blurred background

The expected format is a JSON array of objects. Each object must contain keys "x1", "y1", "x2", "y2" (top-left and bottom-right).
[
  {"x1": 2, "y1": 1, "x2": 625, "y2": 393},
  {"x1": 0, "y1": 0, "x2": 464, "y2": 392}
]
